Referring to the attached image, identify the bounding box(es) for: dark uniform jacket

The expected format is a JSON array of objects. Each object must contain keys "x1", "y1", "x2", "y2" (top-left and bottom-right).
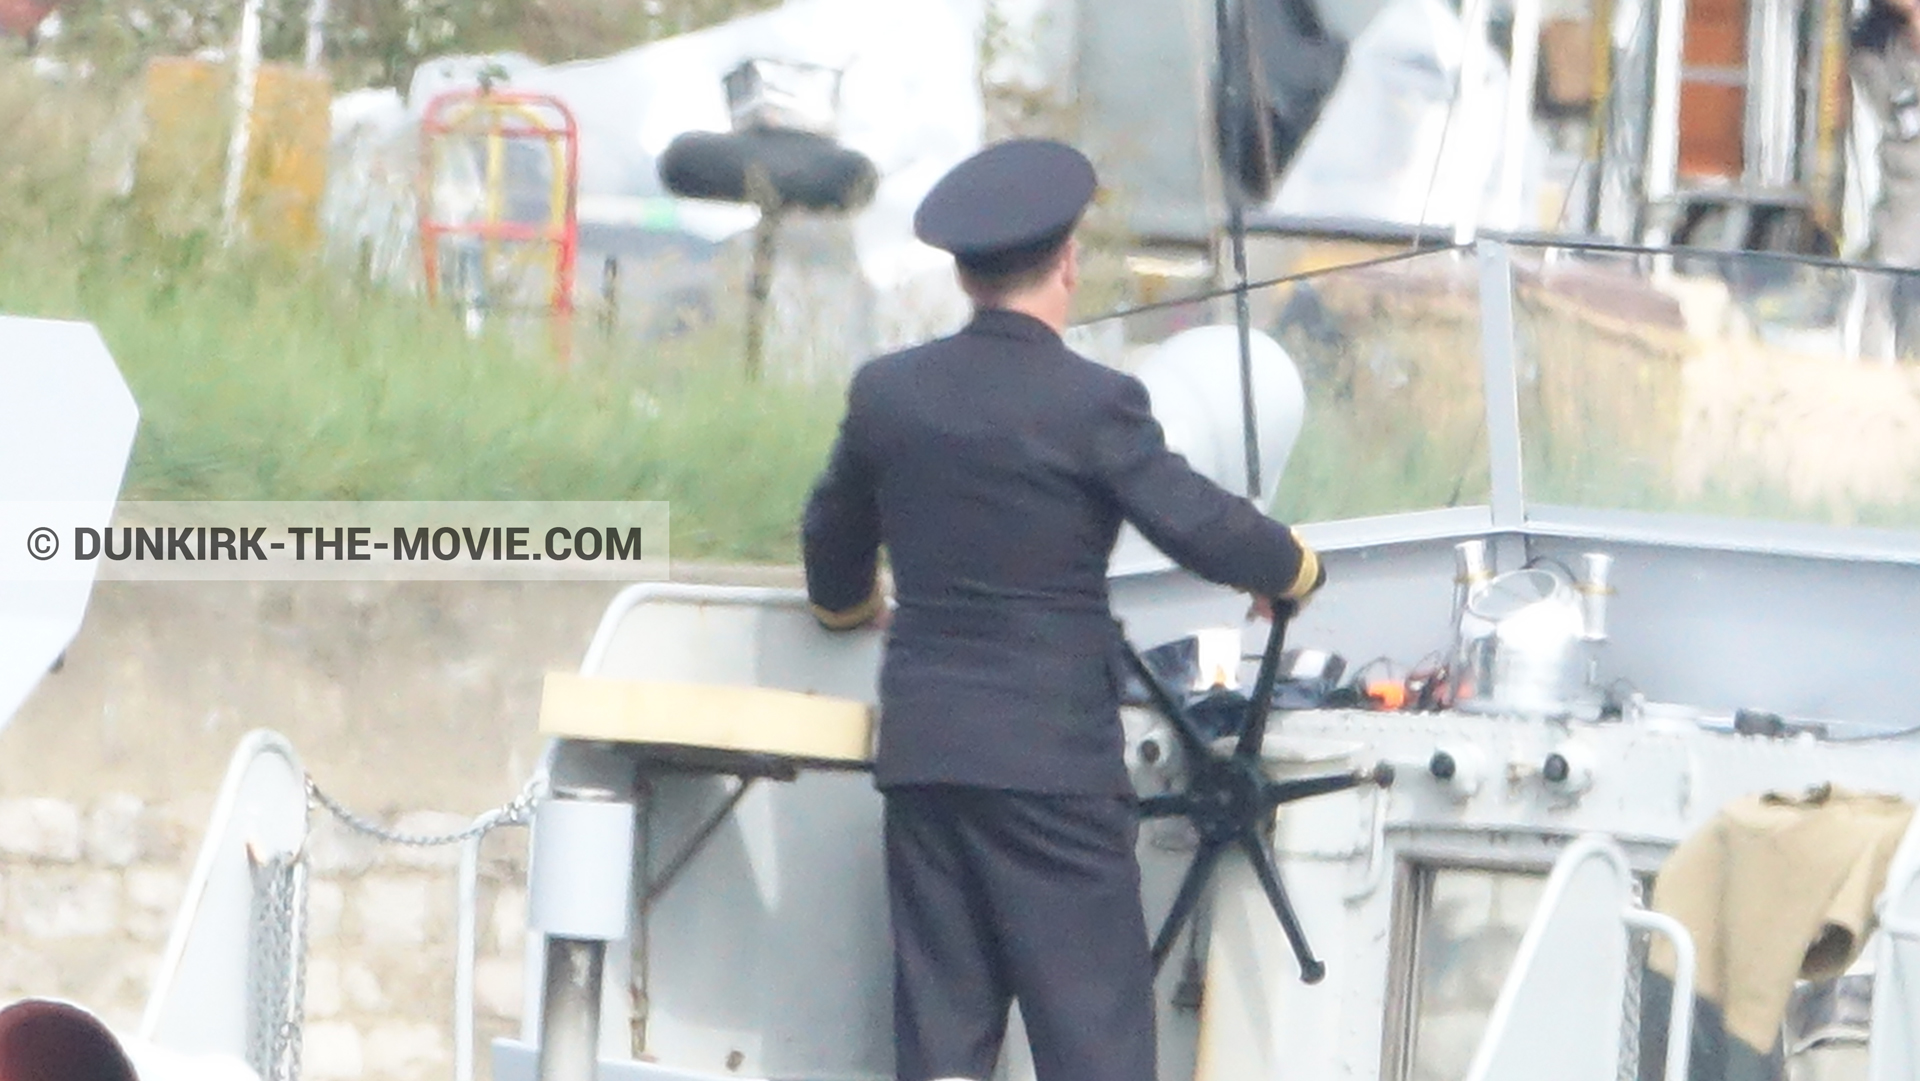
[{"x1": 803, "y1": 309, "x2": 1316, "y2": 796}]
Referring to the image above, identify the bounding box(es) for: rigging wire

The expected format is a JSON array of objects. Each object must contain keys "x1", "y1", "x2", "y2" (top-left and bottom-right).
[
  {"x1": 1563, "y1": 0, "x2": 1661, "y2": 238},
  {"x1": 1410, "y1": 0, "x2": 1476, "y2": 248}
]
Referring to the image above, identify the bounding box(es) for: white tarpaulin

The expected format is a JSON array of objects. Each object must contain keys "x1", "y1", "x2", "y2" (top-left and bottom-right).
[
  {"x1": 328, "y1": 0, "x2": 1003, "y2": 357},
  {"x1": 1268, "y1": 0, "x2": 1546, "y2": 233}
]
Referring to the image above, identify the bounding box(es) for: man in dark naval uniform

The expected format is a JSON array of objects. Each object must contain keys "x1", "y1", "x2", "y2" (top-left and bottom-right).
[{"x1": 802, "y1": 138, "x2": 1325, "y2": 1081}]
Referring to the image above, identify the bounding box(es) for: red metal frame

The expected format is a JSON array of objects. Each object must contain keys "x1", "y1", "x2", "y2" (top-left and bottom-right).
[{"x1": 418, "y1": 88, "x2": 581, "y2": 347}]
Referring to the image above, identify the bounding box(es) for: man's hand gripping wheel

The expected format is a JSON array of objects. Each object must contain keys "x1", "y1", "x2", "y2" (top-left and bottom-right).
[{"x1": 1125, "y1": 599, "x2": 1394, "y2": 986}]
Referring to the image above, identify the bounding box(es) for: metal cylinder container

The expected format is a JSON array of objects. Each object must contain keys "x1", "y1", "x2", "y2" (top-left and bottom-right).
[
  {"x1": 1451, "y1": 568, "x2": 1595, "y2": 720},
  {"x1": 528, "y1": 787, "x2": 635, "y2": 942},
  {"x1": 1451, "y1": 540, "x2": 1493, "y2": 629},
  {"x1": 528, "y1": 785, "x2": 634, "y2": 1081},
  {"x1": 1578, "y1": 552, "x2": 1614, "y2": 642}
]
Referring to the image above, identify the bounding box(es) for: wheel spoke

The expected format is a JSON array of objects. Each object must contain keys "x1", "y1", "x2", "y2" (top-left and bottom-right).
[
  {"x1": 1150, "y1": 838, "x2": 1226, "y2": 974},
  {"x1": 1236, "y1": 828, "x2": 1325, "y2": 984},
  {"x1": 1121, "y1": 644, "x2": 1217, "y2": 761},
  {"x1": 1232, "y1": 599, "x2": 1294, "y2": 761},
  {"x1": 1138, "y1": 792, "x2": 1198, "y2": 819},
  {"x1": 1259, "y1": 769, "x2": 1367, "y2": 812}
]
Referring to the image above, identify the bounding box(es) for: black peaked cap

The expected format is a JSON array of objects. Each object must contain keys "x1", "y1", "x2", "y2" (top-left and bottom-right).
[{"x1": 914, "y1": 139, "x2": 1097, "y2": 275}]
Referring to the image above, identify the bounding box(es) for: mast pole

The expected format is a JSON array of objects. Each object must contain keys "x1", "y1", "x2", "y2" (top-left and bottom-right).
[{"x1": 1215, "y1": 0, "x2": 1263, "y2": 503}]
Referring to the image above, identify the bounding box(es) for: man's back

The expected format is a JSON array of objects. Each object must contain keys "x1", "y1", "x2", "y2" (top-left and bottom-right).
[
  {"x1": 804, "y1": 136, "x2": 1328, "y2": 1081},
  {"x1": 804, "y1": 309, "x2": 1315, "y2": 796}
]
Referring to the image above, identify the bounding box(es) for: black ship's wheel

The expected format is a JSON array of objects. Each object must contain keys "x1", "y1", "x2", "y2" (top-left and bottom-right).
[{"x1": 1123, "y1": 600, "x2": 1394, "y2": 985}]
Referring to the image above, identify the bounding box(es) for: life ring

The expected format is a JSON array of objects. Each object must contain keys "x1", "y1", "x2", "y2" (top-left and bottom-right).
[{"x1": 658, "y1": 129, "x2": 879, "y2": 213}]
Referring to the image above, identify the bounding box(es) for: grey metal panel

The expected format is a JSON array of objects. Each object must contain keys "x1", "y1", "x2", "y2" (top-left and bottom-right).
[
  {"x1": 1295, "y1": 541, "x2": 1468, "y2": 670},
  {"x1": 1165, "y1": 522, "x2": 1920, "y2": 733},
  {"x1": 1283, "y1": 709, "x2": 1920, "y2": 846},
  {"x1": 636, "y1": 768, "x2": 894, "y2": 1078},
  {"x1": 1520, "y1": 507, "x2": 1920, "y2": 725},
  {"x1": 1525, "y1": 535, "x2": 1920, "y2": 730},
  {"x1": 1074, "y1": 0, "x2": 1215, "y2": 242},
  {"x1": 1108, "y1": 570, "x2": 1250, "y2": 655},
  {"x1": 1112, "y1": 511, "x2": 1920, "y2": 733}
]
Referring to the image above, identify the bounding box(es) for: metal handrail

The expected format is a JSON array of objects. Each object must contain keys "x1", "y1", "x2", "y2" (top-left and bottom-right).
[
  {"x1": 454, "y1": 744, "x2": 556, "y2": 1081},
  {"x1": 1625, "y1": 908, "x2": 1698, "y2": 1081},
  {"x1": 453, "y1": 811, "x2": 503, "y2": 1081},
  {"x1": 579, "y1": 583, "x2": 818, "y2": 676},
  {"x1": 1464, "y1": 833, "x2": 1697, "y2": 1081},
  {"x1": 138, "y1": 729, "x2": 309, "y2": 1040}
]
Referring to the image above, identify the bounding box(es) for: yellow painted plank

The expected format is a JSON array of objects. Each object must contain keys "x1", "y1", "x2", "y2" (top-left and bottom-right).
[{"x1": 538, "y1": 671, "x2": 874, "y2": 766}]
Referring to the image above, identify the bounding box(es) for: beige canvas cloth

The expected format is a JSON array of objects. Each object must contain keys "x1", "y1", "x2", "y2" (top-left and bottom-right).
[{"x1": 1648, "y1": 785, "x2": 1915, "y2": 1053}]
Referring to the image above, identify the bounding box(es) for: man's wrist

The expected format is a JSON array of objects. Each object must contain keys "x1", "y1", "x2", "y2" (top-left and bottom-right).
[
  {"x1": 811, "y1": 582, "x2": 885, "y2": 630},
  {"x1": 1281, "y1": 529, "x2": 1322, "y2": 600}
]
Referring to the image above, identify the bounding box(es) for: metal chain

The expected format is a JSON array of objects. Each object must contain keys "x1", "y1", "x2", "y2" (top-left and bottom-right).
[
  {"x1": 305, "y1": 774, "x2": 542, "y2": 846},
  {"x1": 247, "y1": 849, "x2": 307, "y2": 1081},
  {"x1": 267, "y1": 772, "x2": 539, "y2": 1081}
]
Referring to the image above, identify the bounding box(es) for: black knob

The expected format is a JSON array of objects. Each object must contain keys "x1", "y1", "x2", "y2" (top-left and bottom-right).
[
  {"x1": 1543, "y1": 753, "x2": 1570, "y2": 783},
  {"x1": 1141, "y1": 739, "x2": 1162, "y2": 765},
  {"x1": 1371, "y1": 762, "x2": 1397, "y2": 788},
  {"x1": 1429, "y1": 751, "x2": 1456, "y2": 780}
]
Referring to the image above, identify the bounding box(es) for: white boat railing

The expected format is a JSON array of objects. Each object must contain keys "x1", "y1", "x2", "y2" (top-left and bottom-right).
[
  {"x1": 142, "y1": 725, "x2": 539, "y2": 1081},
  {"x1": 1463, "y1": 833, "x2": 1697, "y2": 1081},
  {"x1": 452, "y1": 758, "x2": 548, "y2": 1081},
  {"x1": 140, "y1": 729, "x2": 310, "y2": 1070}
]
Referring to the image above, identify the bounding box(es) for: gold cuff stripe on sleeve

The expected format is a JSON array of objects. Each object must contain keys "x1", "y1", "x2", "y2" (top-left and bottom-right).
[
  {"x1": 812, "y1": 586, "x2": 883, "y2": 630},
  {"x1": 1284, "y1": 531, "x2": 1321, "y2": 600}
]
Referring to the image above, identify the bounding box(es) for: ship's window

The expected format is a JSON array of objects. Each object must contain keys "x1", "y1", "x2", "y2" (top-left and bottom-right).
[
  {"x1": 1385, "y1": 861, "x2": 1660, "y2": 1081},
  {"x1": 1395, "y1": 864, "x2": 1550, "y2": 1081}
]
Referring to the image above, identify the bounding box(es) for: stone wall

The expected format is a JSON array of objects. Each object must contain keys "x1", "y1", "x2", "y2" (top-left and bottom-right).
[
  {"x1": 0, "y1": 565, "x2": 800, "y2": 1081},
  {"x1": 0, "y1": 794, "x2": 534, "y2": 1081}
]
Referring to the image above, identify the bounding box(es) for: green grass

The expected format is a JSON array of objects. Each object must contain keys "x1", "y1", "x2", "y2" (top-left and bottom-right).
[{"x1": 0, "y1": 63, "x2": 842, "y2": 563}]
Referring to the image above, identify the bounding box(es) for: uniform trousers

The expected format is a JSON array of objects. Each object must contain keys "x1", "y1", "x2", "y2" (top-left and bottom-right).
[{"x1": 882, "y1": 784, "x2": 1157, "y2": 1081}]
